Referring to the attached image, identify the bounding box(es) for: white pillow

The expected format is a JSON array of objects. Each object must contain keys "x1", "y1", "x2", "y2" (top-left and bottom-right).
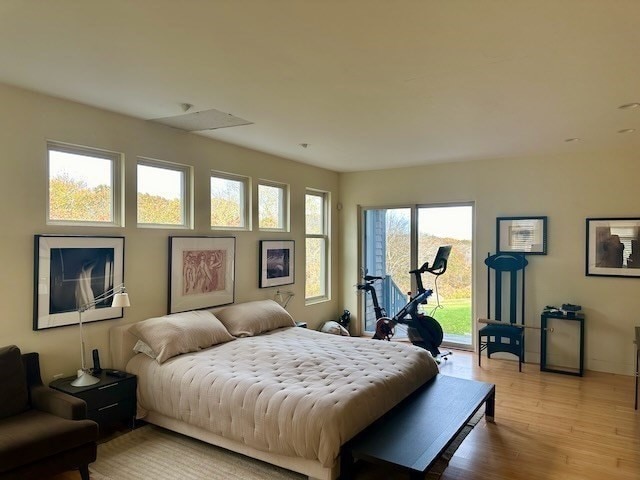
[
  {"x1": 133, "y1": 339, "x2": 157, "y2": 359},
  {"x1": 214, "y1": 300, "x2": 295, "y2": 337},
  {"x1": 129, "y1": 310, "x2": 234, "y2": 363},
  {"x1": 320, "y1": 321, "x2": 350, "y2": 336}
]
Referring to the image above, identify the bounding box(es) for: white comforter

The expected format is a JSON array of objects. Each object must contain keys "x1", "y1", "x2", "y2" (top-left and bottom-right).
[{"x1": 127, "y1": 327, "x2": 438, "y2": 467}]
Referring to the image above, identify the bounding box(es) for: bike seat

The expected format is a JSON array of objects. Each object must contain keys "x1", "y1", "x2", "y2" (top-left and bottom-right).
[{"x1": 363, "y1": 275, "x2": 383, "y2": 281}]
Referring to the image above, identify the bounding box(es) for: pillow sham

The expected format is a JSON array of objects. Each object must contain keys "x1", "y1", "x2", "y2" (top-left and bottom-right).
[
  {"x1": 133, "y1": 339, "x2": 157, "y2": 359},
  {"x1": 214, "y1": 299, "x2": 296, "y2": 337},
  {"x1": 129, "y1": 310, "x2": 234, "y2": 363}
]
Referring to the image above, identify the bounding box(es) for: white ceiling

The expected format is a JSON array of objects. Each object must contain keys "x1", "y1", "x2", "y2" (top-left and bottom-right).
[{"x1": 1, "y1": 0, "x2": 639, "y2": 172}]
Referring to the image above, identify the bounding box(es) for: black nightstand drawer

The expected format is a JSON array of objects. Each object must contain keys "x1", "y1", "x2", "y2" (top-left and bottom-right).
[
  {"x1": 80, "y1": 377, "x2": 136, "y2": 410},
  {"x1": 89, "y1": 397, "x2": 136, "y2": 427}
]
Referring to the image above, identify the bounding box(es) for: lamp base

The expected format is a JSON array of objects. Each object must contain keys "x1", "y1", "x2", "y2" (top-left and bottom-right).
[{"x1": 71, "y1": 370, "x2": 100, "y2": 387}]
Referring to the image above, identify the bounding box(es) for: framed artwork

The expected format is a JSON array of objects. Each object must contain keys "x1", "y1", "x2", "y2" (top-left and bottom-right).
[
  {"x1": 259, "y1": 240, "x2": 295, "y2": 288},
  {"x1": 497, "y1": 216, "x2": 547, "y2": 255},
  {"x1": 586, "y1": 218, "x2": 640, "y2": 277},
  {"x1": 169, "y1": 236, "x2": 235, "y2": 313},
  {"x1": 33, "y1": 235, "x2": 125, "y2": 331}
]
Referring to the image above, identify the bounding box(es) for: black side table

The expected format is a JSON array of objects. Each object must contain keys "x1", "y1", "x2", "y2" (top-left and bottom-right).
[
  {"x1": 50, "y1": 370, "x2": 137, "y2": 431},
  {"x1": 540, "y1": 312, "x2": 585, "y2": 376}
]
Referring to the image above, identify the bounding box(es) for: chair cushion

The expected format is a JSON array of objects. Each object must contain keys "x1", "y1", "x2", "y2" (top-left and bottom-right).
[
  {"x1": 0, "y1": 346, "x2": 28, "y2": 419},
  {"x1": 0, "y1": 409, "x2": 97, "y2": 473},
  {"x1": 479, "y1": 324, "x2": 523, "y2": 337}
]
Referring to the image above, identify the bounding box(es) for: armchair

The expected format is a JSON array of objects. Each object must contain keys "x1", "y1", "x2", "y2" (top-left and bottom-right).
[{"x1": 0, "y1": 345, "x2": 98, "y2": 480}]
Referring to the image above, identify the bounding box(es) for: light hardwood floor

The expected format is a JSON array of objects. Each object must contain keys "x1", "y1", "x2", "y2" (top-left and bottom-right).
[{"x1": 51, "y1": 350, "x2": 640, "y2": 480}]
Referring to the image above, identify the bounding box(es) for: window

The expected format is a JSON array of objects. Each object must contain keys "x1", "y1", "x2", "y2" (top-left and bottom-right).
[
  {"x1": 137, "y1": 158, "x2": 192, "y2": 228},
  {"x1": 210, "y1": 171, "x2": 250, "y2": 230},
  {"x1": 47, "y1": 141, "x2": 122, "y2": 226},
  {"x1": 305, "y1": 190, "x2": 329, "y2": 302},
  {"x1": 258, "y1": 181, "x2": 288, "y2": 231}
]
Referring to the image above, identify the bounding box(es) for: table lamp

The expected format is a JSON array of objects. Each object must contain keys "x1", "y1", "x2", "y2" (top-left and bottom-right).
[{"x1": 71, "y1": 284, "x2": 130, "y2": 387}]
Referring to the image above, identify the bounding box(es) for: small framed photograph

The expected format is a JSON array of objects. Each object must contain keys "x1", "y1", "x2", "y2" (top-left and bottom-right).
[
  {"x1": 497, "y1": 216, "x2": 547, "y2": 255},
  {"x1": 586, "y1": 218, "x2": 640, "y2": 277},
  {"x1": 259, "y1": 240, "x2": 295, "y2": 288},
  {"x1": 169, "y1": 236, "x2": 235, "y2": 313},
  {"x1": 33, "y1": 235, "x2": 125, "y2": 330}
]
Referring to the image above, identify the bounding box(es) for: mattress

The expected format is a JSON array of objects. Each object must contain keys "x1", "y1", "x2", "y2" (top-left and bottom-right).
[{"x1": 127, "y1": 327, "x2": 438, "y2": 467}]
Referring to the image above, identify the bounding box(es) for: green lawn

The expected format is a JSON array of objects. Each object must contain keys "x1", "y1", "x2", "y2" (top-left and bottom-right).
[{"x1": 426, "y1": 298, "x2": 472, "y2": 336}]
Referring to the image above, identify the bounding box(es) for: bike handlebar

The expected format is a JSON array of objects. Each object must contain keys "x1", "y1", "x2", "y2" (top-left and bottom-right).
[{"x1": 408, "y1": 262, "x2": 430, "y2": 275}]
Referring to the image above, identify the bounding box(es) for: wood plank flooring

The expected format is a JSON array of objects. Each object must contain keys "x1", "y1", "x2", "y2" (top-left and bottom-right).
[{"x1": 50, "y1": 350, "x2": 640, "y2": 480}]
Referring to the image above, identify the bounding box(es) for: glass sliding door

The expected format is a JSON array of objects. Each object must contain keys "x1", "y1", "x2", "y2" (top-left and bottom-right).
[
  {"x1": 417, "y1": 205, "x2": 473, "y2": 347},
  {"x1": 361, "y1": 203, "x2": 473, "y2": 347},
  {"x1": 362, "y1": 208, "x2": 411, "y2": 337}
]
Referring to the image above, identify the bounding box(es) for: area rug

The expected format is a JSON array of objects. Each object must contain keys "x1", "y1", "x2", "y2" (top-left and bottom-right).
[{"x1": 90, "y1": 411, "x2": 483, "y2": 480}]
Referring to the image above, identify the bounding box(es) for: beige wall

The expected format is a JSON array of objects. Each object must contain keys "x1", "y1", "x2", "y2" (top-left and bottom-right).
[
  {"x1": 339, "y1": 153, "x2": 640, "y2": 375},
  {"x1": 3, "y1": 81, "x2": 637, "y2": 379},
  {"x1": 0, "y1": 83, "x2": 340, "y2": 381}
]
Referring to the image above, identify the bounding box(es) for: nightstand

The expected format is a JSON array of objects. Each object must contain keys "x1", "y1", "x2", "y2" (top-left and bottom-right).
[{"x1": 50, "y1": 370, "x2": 137, "y2": 431}]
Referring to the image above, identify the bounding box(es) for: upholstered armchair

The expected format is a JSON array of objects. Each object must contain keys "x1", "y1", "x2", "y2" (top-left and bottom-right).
[{"x1": 0, "y1": 345, "x2": 98, "y2": 480}]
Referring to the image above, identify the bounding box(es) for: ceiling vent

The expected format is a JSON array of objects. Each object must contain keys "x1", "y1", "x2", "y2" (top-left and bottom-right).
[{"x1": 150, "y1": 108, "x2": 253, "y2": 131}]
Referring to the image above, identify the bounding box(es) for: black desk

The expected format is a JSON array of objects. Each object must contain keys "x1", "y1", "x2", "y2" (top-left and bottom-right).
[{"x1": 540, "y1": 312, "x2": 585, "y2": 376}]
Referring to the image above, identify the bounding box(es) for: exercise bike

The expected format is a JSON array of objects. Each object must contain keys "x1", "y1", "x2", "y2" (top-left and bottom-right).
[{"x1": 357, "y1": 246, "x2": 452, "y2": 362}]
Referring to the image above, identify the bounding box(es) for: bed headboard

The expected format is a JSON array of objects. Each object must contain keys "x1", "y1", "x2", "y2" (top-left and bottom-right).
[{"x1": 110, "y1": 323, "x2": 138, "y2": 371}]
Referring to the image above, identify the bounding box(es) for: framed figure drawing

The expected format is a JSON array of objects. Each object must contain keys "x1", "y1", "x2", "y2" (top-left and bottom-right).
[
  {"x1": 169, "y1": 236, "x2": 235, "y2": 313},
  {"x1": 33, "y1": 235, "x2": 125, "y2": 330},
  {"x1": 586, "y1": 218, "x2": 640, "y2": 277},
  {"x1": 260, "y1": 240, "x2": 295, "y2": 288},
  {"x1": 497, "y1": 216, "x2": 547, "y2": 255}
]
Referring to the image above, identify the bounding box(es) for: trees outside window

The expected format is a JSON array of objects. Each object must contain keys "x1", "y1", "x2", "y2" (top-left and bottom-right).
[
  {"x1": 211, "y1": 172, "x2": 250, "y2": 230},
  {"x1": 305, "y1": 190, "x2": 329, "y2": 301},
  {"x1": 47, "y1": 142, "x2": 122, "y2": 226},
  {"x1": 258, "y1": 181, "x2": 288, "y2": 231},
  {"x1": 137, "y1": 158, "x2": 191, "y2": 228}
]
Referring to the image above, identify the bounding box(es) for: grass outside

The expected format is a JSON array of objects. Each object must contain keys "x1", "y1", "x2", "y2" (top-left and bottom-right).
[{"x1": 422, "y1": 298, "x2": 472, "y2": 336}]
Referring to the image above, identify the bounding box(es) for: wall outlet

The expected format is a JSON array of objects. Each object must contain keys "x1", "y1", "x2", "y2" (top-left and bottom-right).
[{"x1": 52, "y1": 373, "x2": 64, "y2": 380}]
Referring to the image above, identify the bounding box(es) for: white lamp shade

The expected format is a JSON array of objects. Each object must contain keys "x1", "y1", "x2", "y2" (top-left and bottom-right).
[{"x1": 111, "y1": 292, "x2": 130, "y2": 308}]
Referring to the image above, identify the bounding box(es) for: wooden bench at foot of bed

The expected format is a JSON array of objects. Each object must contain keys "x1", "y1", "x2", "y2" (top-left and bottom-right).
[{"x1": 340, "y1": 375, "x2": 495, "y2": 480}]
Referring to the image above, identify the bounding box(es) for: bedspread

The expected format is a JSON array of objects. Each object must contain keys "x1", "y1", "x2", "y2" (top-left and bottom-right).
[{"x1": 127, "y1": 327, "x2": 438, "y2": 467}]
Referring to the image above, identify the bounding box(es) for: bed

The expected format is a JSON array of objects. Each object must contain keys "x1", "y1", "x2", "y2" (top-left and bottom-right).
[{"x1": 110, "y1": 300, "x2": 439, "y2": 480}]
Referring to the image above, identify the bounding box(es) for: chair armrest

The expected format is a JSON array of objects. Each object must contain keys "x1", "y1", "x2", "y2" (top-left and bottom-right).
[{"x1": 30, "y1": 384, "x2": 87, "y2": 420}]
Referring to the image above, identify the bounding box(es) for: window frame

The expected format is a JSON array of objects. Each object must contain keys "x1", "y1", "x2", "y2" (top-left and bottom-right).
[
  {"x1": 136, "y1": 157, "x2": 193, "y2": 229},
  {"x1": 210, "y1": 170, "x2": 251, "y2": 231},
  {"x1": 305, "y1": 189, "x2": 330, "y2": 304},
  {"x1": 258, "y1": 179, "x2": 289, "y2": 232},
  {"x1": 46, "y1": 140, "x2": 123, "y2": 227}
]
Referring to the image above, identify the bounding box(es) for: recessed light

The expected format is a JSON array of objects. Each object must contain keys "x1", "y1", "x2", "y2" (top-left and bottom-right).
[
  {"x1": 618, "y1": 103, "x2": 640, "y2": 110},
  {"x1": 299, "y1": 143, "x2": 310, "y2": 148},
  {"x1": 564, "y1": 138, "x2": 581, "y2": 142},
  {"x1": 618, "y1": 128, "x2": 636, "y2": 134}
]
